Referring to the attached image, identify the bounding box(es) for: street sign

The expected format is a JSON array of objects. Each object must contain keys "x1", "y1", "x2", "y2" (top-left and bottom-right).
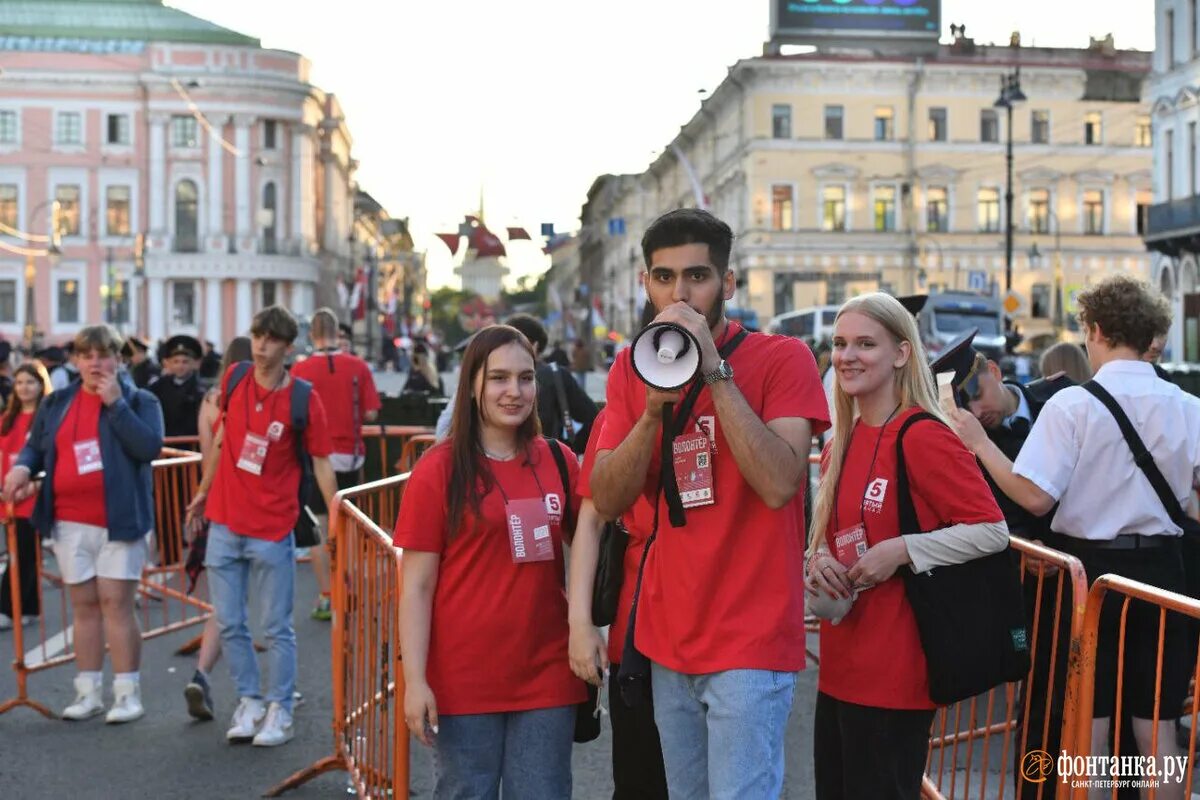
[
  {"x1": 1003, "y1": 290, "x2": 1025, "y2": 315},
  {"x1": 967, "y1": 271, "x2": 988, "y2": 292},
  {"x1": 608, "y1": 217, "x2": 626, "y2": 236}
]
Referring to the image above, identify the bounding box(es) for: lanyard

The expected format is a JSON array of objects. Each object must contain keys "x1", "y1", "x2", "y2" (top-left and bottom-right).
[
  {"x1": 832, "y1": 403, "x2": 901, "y2": 534},
  {"x1": 243, "y1": 371, "x2": 285, "y2": 434},
  {"x1": 489, "y1": 450, "x2": 549, "y2": 505}
]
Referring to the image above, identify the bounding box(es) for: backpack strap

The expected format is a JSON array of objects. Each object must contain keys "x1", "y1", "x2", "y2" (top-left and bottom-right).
[
  {"x1": 894, "y1": 411, "x2": 942, "y2": 536},
  {"x1": 543, "y1": 436, "x2": 574, "y2": 535},
  {"x1": 220, "y1": 361, "x2": 254, "y2": 414},
  {"x1": 548, "y1": 364, "x2": 573, "y2": 443}
]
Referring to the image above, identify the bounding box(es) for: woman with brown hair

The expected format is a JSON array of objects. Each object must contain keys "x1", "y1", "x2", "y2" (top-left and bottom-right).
[
  {"x1": 397, "y1": 324, "x2": 583, "y2": 799},
  {"x1": 0, "y1": 361, "x2": 51, "y2": 630}
]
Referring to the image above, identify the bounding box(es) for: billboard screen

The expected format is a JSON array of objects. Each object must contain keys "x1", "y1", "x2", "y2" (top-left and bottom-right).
[{"x1": 772, "y1": 0, "x2": 940, "y2": 40}]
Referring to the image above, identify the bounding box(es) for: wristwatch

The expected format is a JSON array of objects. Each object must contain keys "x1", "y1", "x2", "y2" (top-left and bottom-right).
[{"x1": 703, "y1": 360, "x2": 734, "y2": 385}]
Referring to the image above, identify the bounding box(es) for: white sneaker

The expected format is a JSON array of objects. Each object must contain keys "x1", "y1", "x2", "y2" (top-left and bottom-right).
[
  {"x1": 226, "y1": 697, "x2": 267, "y2": 743},
  {"x1": 61, "y1": 674, "x2": 105, "y2": 721},
  {"x1": 252, "y1": 702, "x2": 294, "y2": 747},
  {"x1": 105, "y1": 678, "x2": 144, "y2": 724}
]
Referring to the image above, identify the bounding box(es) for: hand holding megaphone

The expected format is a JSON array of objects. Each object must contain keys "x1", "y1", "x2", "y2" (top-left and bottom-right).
[{"x1": 630, "y1": 303, "x2": 720, "y2": 391}]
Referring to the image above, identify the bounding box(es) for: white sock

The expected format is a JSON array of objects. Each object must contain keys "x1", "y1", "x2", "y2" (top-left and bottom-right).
[
  {"x1": 78, "y1": 670, "x2": 103, "y2": 686},
  {"x1": 113, "y1": 671, "x2": 139, "y2": 685}
]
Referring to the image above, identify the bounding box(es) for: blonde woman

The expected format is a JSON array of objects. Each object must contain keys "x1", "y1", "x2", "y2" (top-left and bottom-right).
[
  {"x1": 1038, "y1": 341, "x2": 1092, "y2": 383},
  {"x1": 805, "y1": 293, "x2": 1007, "y2": 800}
]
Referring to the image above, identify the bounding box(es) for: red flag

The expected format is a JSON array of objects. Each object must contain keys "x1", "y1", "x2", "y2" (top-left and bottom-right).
[
  {"x1": 506, "y1": 227, "x2": 531, "y2": 241},
  {"x1": 435, "y1": 233, "x2": 460, "y2": 255},
  {"x1": 469, "y1": 225, "x2": 507, "y2": 258},
  {"x1": 351, "y1": 268, "x2": 368, "y2": 321}
]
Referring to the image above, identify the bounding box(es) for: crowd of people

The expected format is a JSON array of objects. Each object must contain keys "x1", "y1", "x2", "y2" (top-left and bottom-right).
[{"x1": 3, "y1": 205, "x2": 1200, "y2": 799}]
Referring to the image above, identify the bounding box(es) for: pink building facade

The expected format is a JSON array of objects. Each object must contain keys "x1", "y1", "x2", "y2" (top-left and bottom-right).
[{"x1": 0, "y1": 3, "x2": 356, "y2": 347}]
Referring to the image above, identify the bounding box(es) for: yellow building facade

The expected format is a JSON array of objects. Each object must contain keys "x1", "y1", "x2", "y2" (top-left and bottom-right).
[{"x1": 588, "y1": 34, "x2": 1153, "y2": 346}]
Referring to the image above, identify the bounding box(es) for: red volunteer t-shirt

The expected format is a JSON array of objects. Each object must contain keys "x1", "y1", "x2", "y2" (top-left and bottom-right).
[
  {"x1": 0, "y1": 411, "x2": 35, "y2": 519},
  {"x1": 206, "y1": 366, "x2": 333, "y2": 541},
  {"x1": 596, "y1": 322, "x2": 830, "y2": 673},
  {"x1": 578, "y1": 409, "x2": 657, "y2": 665},
  {"x1": 54, "y1": 391, "x2": 107, "y2": 528},
  {"x1": 818, "y1": 408, "x2": 1003, "y2": 710},
  {"x1": 291, "y1": 352, "x2": 380, "y2": 457},
  {"x1": 392, "y1": 438, "x2": 587, "y2": 715}
]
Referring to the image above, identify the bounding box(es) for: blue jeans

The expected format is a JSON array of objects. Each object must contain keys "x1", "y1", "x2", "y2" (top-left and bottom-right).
[
  {"x1": 433, "y1": 705, "x2": 574, "y2": 799},
  {"x1": 205, "y1": 523, "x2": 296, "y2": 713},
  {"x1": 651, "y1": 663, "x2": 797, "y2": 800}
]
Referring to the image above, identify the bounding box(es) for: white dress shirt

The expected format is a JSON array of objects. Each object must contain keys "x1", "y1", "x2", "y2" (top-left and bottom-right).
[{"x1": 1013, "y1": 360, "x2": 1200, "y2": 541}]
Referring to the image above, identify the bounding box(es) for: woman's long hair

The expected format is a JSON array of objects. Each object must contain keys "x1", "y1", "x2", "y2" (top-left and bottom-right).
[
  {"x1": 807, "y1": 293, "x2": 944, "y2": 556},
  {"x1": 0, "y1": 361, "x2": 51, "y2": 436},
  {"x1": 446, "y1": 325, "x2": 541, "y2": 540}
]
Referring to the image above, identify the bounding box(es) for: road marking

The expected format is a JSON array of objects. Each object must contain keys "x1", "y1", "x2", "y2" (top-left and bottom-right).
[{"x1": 25, "y1": 625, "x2": 73, "y2": 667}]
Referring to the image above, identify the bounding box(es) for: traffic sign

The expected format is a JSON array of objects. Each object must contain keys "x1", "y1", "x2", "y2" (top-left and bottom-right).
[
  {"x1": 967, "y1": 271, "x2": 988, "y2": 292},
  {"x1": 1003, "y1": 290, "x2": 1025, "y2": 315}
]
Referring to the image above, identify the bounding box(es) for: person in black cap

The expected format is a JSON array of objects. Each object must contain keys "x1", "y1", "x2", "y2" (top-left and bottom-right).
[
  {"x1": 337, "y1": 323, "x2": 353, "y2": 355},
  {"x1": 121, "y1": 336, "x2": 160, "y2": 389},
  {"x1": 37, "y1": 345, "x2": 71, "y2": 392},
  {"x1": 199, "y1": 340, "x2": 222, "y2": 383},
  {"x1": 147, "y1": 335, "x2": 205, "y2": 437}
]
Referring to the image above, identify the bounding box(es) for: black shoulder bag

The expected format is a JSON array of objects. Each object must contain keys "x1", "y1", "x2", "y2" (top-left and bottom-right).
[
  {"x1": 1082, "y1": 380, "x2": 1200, "y2": 539},
  {"x1": 896, "y1": 412, "x2": 1031, "y2": 706},
  {"x1": 544, "y1": 437, "x2": 602, "y2": 744},
  {"x1": 616, "y1": 328, "x2": 749, "y2": 707}
]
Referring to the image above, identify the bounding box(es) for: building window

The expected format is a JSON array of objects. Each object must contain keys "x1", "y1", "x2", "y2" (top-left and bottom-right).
[
  {"x1": 928, "y1": 107, "x2": 947, "y2": 142},
  {"x1": 1031, "y1": 284, "x2": 1051, "y2": 319},
  {"x1": 56, "y1": 112, "x2": 82, "y2": 145},
  {"x1": 106, "y1": 113, "x2": 130, "y2": 146},
  {"x1": 1032, "y1": 110, "x2": 1050, "y2": 144},
  {"x1": 1135, "y1": 115, "x2": 1152, "y2": 148},
  {"x1": 874, "y1": 107, "x2": 894, "y2": 141},
  {"x1": 0, "y1": 279, "x2": 15, "y2": 324},
  {"x1": 926, "y1": 186, "x2": 948, "y2": 232},
  {"x1": 57, "y1": 278, "x2": 79, "y2": 324},
  {"x1": 771, "y1": 185, "x2": 794, "y2": 230},
  {"x1": 1168, "y1": 129, "x2": 1176, "y2": 201},
  {"x1": 55, "y1": 185, "x2": 81, "y2": 236},
  {"x1": 980, "y1": 109, "x2": 999, "y2": 143},
  {"x1": 0, "y1": 185, "x2": 16, "y2": 230},
  {"x1": 1082, "y1": 189, "x2": 1104, "y2": 235},
  {"x1": 261, "y1": 280, "x2": 278, "y2": 308},
  {"x1": 106, "y1": 185, "x2": 131, "y2": 237},
  {"x1": 771, "y1": 105, "x2": 792, "y2": 140},
  {"x1": 1136, "y1": 188, "x2": 1153, "y2": 235},
  {"x1": 0, "y1": 111, "x2": 16, "y2": 144},
  {"x1": 103, "y1": 277, "x2": 129, "y2": 325},
  {"x1": 1168, "y1": 9, "x2": 1176, "y2": 66},
  {"x1": 172, "y1": 115, "x2": 199, "y2": 148},
  {"x1": 1084, "y1": 111, "x2": 1103, "y2": 145},
  {"x1": 824, "y1": 105, "x2": 843, "y2": 140},
  {"x1": 1193, "y1": 0, "x2": 1198, "y2": 57},
  {"x1": 263, "y1": 119, "x2": 278, "y2": 150},
  {"x1": 174, "y1": 180, "x2": 199, "y2": 253},
  {"x1": 822, "y1": 186, "x2": 846, "y2": 232},
  {"x1": 261, "y1": 182, "x2": 278, "y2": 253},
  {"x1": 1191, "y1": 122, "x2": 1197, "y2": 196},
  {"x1": 874, "y1": 186, "x2": 896, "y2": 232},
  {"x1": 1028, "y1": 188, "x2": 1050, "y2": 234},
  {"x1": 977, "y1": 187, "x2": 1001, "y2": 232},
  {"x1": 172, "y1": 281, "x2": 196, "y2": 327}
]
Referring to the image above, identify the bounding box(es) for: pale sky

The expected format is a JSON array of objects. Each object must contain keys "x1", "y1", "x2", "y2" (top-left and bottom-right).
[{"x1": 171, "y1": 0, "x2": 1156, "y2": 288}]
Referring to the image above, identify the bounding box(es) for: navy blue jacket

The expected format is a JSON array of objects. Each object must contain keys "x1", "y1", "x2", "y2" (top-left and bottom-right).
[{"x1": 17, "y1": 376, "x2": 164, "y2": 541}]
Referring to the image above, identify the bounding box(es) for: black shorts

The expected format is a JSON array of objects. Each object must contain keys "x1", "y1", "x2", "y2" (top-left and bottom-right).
[
  {"x1": 1052, "y1": 535, "x2": 1190, "y2": 720},
  {"x1": 307, "y1": 470, "x2": 363, "y2": 517}
]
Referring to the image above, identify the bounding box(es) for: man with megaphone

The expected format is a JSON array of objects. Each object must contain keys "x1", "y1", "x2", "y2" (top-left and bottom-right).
[{"x1": 591, "y1": 208, "x2": 829, "y2": 800}]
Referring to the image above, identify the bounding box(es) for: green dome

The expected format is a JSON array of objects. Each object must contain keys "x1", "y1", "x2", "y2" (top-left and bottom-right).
[{"x1": 0, "y1": 1, "x2": 260, "y2": 48}]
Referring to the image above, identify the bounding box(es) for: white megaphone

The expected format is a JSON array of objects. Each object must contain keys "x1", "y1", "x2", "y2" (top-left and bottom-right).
[{"x1": 630, "y1": 321, "x2": 702, "y2": 390}]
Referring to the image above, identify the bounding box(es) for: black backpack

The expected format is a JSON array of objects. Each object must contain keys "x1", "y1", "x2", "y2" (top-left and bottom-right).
[{"x1": 221, "y1": 361, "x2": 314, "y2": 527}]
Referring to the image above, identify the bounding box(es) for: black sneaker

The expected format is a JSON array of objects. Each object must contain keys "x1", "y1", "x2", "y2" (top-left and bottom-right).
[{"x1": 184, "y1": 670, "x2": 214, "y2": 721}]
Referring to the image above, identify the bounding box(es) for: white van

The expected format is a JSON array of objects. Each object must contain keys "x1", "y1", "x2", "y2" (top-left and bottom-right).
[{"x1": 766, "y1": 306, "x2": 841, "y2": 344}]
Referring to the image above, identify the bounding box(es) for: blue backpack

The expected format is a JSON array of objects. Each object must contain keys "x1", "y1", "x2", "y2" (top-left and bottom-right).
[{"x1": 221, "y1": 361, "x2": 314, "y2": 526}]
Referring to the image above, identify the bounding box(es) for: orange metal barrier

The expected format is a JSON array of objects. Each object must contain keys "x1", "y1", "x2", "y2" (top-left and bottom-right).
[
  {"x1": 0, "y1": 448, "x2": 212, "y2": 718},
  {"x1": 162, "y1": 435, "x2": 200, "y2": 451},
  {"x1": 266, "y1": 474, "x2": 409, "y2": 799},
  {"x1": 395, "y1": 434, "x2": 437, "y2": 475},
  {"x1": 912, "y1": 537, "x2": 1088, "y2": 800},
  {"x1": 362, "y1": 425, "x2": 433, "y2": 480},
  {"x1": 1065, "y1": 574, "x2": 1200, "y2": 800}
]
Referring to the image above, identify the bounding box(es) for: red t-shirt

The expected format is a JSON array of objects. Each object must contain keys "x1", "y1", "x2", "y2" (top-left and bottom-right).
[
  {"x1": 206, "y1": 366, "x2": 333, "y2": 541},
  {"x1": 578, "y1": 409, "x2": 657, "y2": 665},
  {"x1": 818, "y1": 408, "x2": 1003, "y2": 710},
  {"x1": 0, "y1": 411, "x2": 35, "y2": 519},
  {"x1": 392, "y1": 438, "x2": 587, "y2": 715},
  {"x1": 596, "y1": 323, "x2": 830, "y2": 673},
  {"x1": 53, "y1": 391, "x2": 107, "y2": 528},
  {"x1": 291, "y1": 352, "x2": 380, "y2": 457}
]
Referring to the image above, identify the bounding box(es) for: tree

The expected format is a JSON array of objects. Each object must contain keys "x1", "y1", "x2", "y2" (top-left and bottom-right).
[{"x1": 428, "y1": 286, "x2": 482, "y2": 346}]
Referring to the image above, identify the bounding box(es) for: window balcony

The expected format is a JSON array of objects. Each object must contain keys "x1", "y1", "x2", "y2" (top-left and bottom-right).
[{"x1": 1145, "y1": 196, "x2": 1200, "y2": 255}]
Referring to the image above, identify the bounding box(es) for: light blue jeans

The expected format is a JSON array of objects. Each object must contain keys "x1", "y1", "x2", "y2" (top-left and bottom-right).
[
  {"x1": 433, "y1": 705, "x2": 575, "y2": 799},
  {"x1": 651, "y1": 662, "x2": 797, "y2": 800},
  {"x1": 204, "y1": 523, "x2": 296, "y2": 713}
]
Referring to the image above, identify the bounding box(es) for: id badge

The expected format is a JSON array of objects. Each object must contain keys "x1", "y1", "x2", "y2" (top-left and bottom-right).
[
  {"x1": 73, "y1": 439, "x2": 103, "y2": 475},
  {"x1": 236, "y1": 432, "x2": 270, "y2": 476},
  {"x1": 673, "y1": 431, "x2": 714, "y2": 508},
  {"x1": 832, "y1": 523, "x2": 868, "y2": 569},
  {"x1": 505, "y1": 497, "x2": 555, "y2": 564}
]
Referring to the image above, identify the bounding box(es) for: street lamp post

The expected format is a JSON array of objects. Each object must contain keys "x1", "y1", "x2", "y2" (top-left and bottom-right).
[{"x1": 994, "y1": 67, "x2": 1026, "y2": 294}]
